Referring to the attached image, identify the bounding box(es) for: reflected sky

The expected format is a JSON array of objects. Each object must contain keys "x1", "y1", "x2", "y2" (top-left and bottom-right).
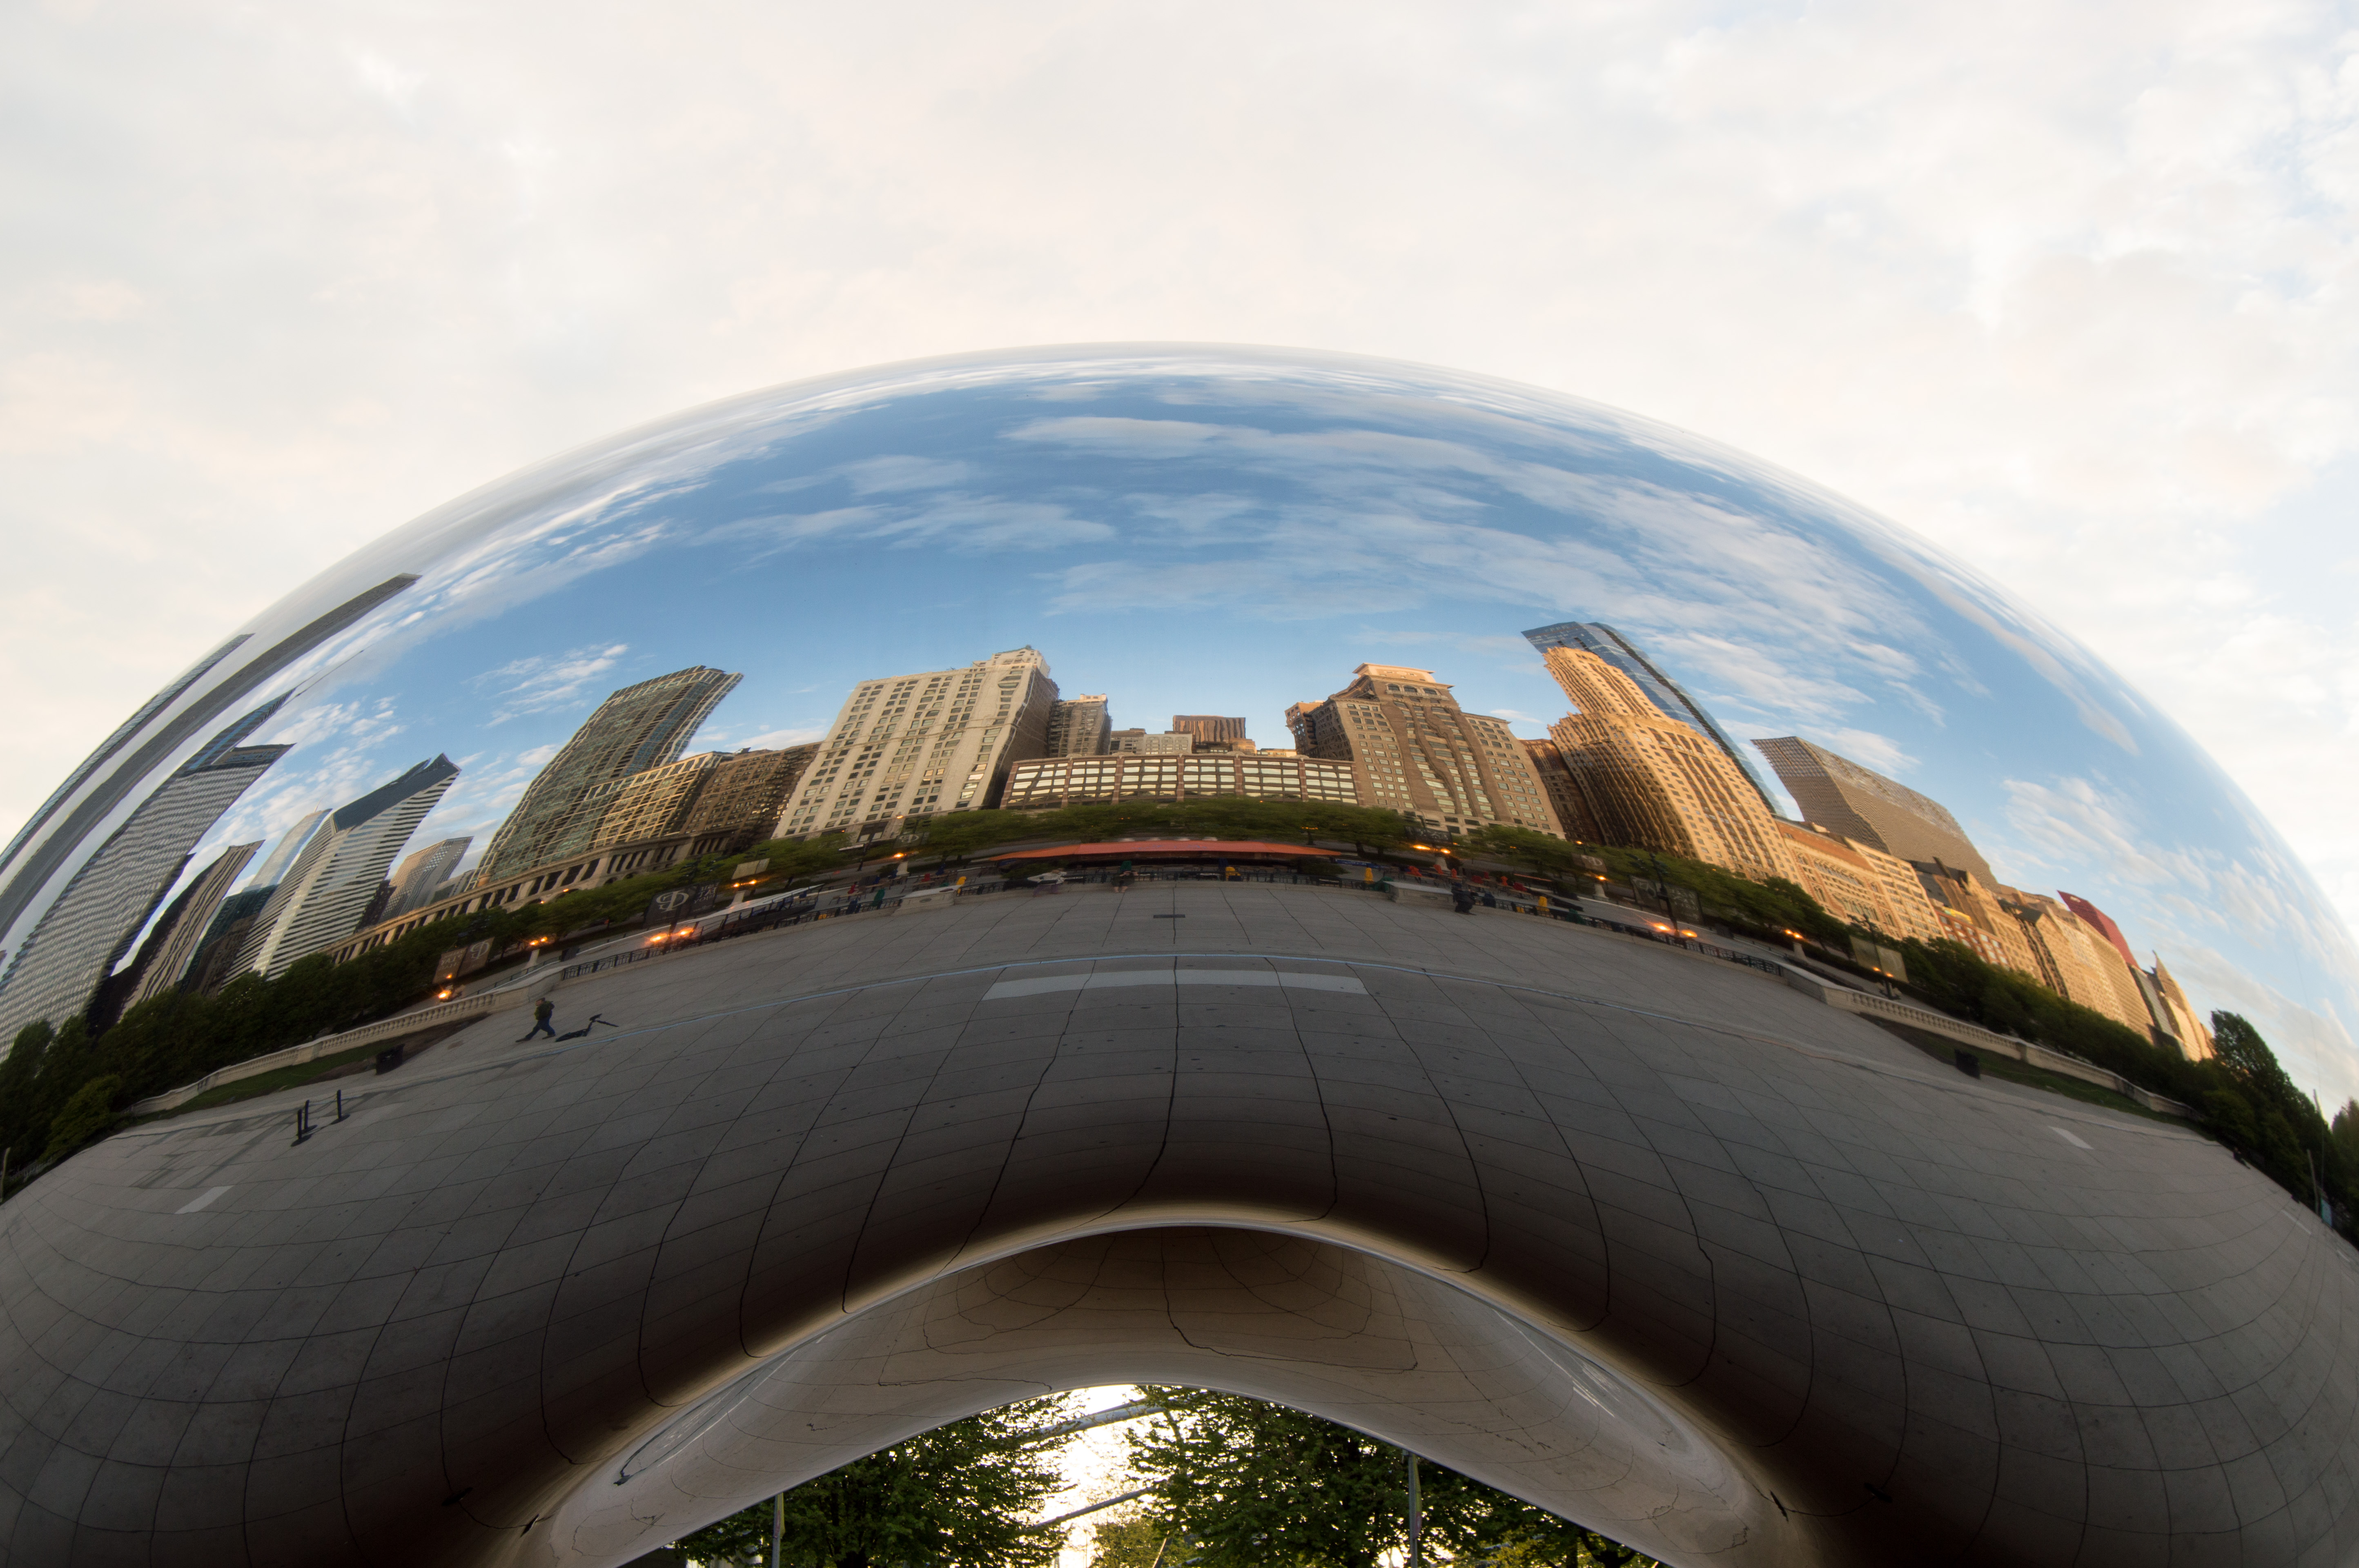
[{"x1": 18, "y1": 345, "x2": 2358, "y2": 1096}]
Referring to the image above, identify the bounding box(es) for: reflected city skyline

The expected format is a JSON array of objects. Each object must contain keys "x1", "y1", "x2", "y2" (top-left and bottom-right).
[{"x1": 0, "y1": 345, "x2": 2351, "y2": 1097}]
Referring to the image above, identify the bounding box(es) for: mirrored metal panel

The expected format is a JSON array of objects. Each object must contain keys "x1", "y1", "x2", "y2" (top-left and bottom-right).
[
  {"x1": 5, "y1": 345, "x2": 2348, "y2": 1094},
  {"x1": 8, "y1": 347, "x2": 2359, "y2": 1566}
]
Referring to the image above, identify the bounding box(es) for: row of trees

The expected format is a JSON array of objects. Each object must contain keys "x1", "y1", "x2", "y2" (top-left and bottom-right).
[
  {"x1": 676, "y1": 1390, "x2": 1659, "y2": 1568},
  {"x1": 893, "y1": 798, "x2": 1432, "y2": 866}
]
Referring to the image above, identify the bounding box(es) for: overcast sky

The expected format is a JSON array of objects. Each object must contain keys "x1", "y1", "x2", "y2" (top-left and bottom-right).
[{"x1": 7, "y1": 0, "x2": 2359, "y2": 941}]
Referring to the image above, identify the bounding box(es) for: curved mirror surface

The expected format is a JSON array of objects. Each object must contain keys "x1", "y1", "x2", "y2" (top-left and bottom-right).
[
  {"x1": 5, "y1": 345, "x2": 2347, "y2": 1096},
  {"x1": 10, "y1": 345, "x2": 2359, "y2": 1567}
]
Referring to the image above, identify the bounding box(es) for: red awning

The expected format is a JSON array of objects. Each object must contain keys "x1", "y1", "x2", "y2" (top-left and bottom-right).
[{"x1": 990, "y1": 840, "x2": 1330, "y2": 861}]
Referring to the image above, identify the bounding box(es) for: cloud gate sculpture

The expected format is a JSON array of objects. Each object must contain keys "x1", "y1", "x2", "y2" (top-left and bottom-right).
[{"x1": 2, "y1": 346, "x2": 2357, "y2": 1566}]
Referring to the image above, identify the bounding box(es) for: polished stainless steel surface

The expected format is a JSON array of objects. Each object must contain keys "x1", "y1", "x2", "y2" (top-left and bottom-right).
[
  {"x1": 1, "y1": 346, "x2": 2355, "y2": 1565},
  {"x1": 9, "y1": 345, "x2": 2348, "y2": 1087}
]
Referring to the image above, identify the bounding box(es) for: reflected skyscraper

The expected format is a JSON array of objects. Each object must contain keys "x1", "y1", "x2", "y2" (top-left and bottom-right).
[
  {"x1": 237, "y1": 755, "x2": 460, "y2": 980},
  {"x1": 1288, "y1": 664, "x2": 1560, "y2": 836},
  {"x1": 1523, "y1": 621, "x2": 1775, "y2": 812},
  {"x1": 1544, "y1": 648, "x2": 1794, "y2": 884},
  {"x1": 0, "y1": 575, "x2": 414, "y2": 952},
  {"x1": 0, "y1": 711, "x2": 289, "y2": 1045},
  {"x1": 590, "y1": 754, "x2": 723, "y2": 850},
  {"x1": 1171, "y1": 714, "x2": 1247, "y2": 745},
  {"x1": 383, "y1": 837, "x2": 472, "y2": 922},
  {"x1": 777, "y1": 648, "x2": 1056, "y2": 837},
  {"x1": 1519, "y1": 738, "x2": 1599, "y2": 842},
  {"x1": 106, "y1": 841, "x2": 263, "y2": 1023},
  {"x1": 678, "y1": 747, "x2": 815, "y2": 845},
  {"x1": 1044, "y1": 696, "x2": 1114, "y2": 757},
  {"x1": 475, "y1": 666, "x2": 741, "y2": 884},
  {"x1": 1753, "y1": 735, "x2": 1995, "y2": 885}
]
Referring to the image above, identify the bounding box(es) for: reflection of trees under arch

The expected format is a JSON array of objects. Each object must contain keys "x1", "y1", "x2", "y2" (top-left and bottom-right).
[{"x1": 676, "y1": 1379, "x2": 1665, "y2": 1568}]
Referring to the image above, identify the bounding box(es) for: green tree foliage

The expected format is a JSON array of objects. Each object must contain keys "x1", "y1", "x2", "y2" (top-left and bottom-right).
[
  {"x1": 676, "y1": 1398, "x2": 1076, "y2": 1568},
  {"x1": 899, "y1": 799, "x2": 1415, "y2": 867},
  {"x1": 1463, "y1": 830, "x2": 1848, "y2": 945},
  {"x1": 2330, "y1": 1099, "x2": 2359, "y2": 1171},
  {"x1": 41, "y1": 1074, "x2": 122, "y2": 1162},
  {"x1": 1123, "y1": 1388, "x2": 1658, "y2": 1568},
  {"x1": 1085, "y1": 1515, "x2": 1170, "y2": 1568}
]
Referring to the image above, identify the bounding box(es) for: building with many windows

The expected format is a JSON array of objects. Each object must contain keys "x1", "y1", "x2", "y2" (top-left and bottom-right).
[
  {"x1": 383, "y1": 837, "x2": 472, "y2": 922},
  {"x1": 237, "y1": 755, "x2": 460, "y2": 981},
  {"x1": 1523, "y1": 622, "x2": 1776, "y2": 812},
  {"x1": 1519, "y1": 738, "x2": 1597, "y2": 841},
  {"x1": 681, "y1": 745, "x2": 815, "y2": 842},
  {"x1": 1543, "y1": 648, "x2": 1792, "y2": 884},
  {"x1": 590, "y1": 754, "x2": 722, "y2": 850},
  {"x1": 110, "y1": 841, "x2": 262, "y2": 1021},
  {"x1": 242, "y1": 808, "x2": 327, "y2": 895},
  {"x1": 1775, "y1": 821, "x2": 1940, "y2": 939},
  {"x1": 1044, "y1": 696, "x2": 1114, "y2": 757},
  {"x1": 329, "y1": 748, "x2": 812, "y2": 964},
  {"x1": 776, "y1": 647, "x2": 1057, "y2": 839},
  {"x1": 1170, "y1": 714, "x2": 1247, "y2": 745},
  {"x1": 476, "y1": 665, "x2": 741, "y2": 883},
  {"x1": 2152, "y1": 962, "x2": 2216, "y2": 1060},
  {"x1": 1001, "y1": 752, "x2": 1359, "y2": 810},
  {"x1": 1109, "y1": 728, "x2": 1196, "y2": 754},
  {"x1": 0, "y1": 710, "x2": 287, "y2": 1045},
  {"x1": 1287, "y1": 665, "x2": 1561, "y2": 837}
]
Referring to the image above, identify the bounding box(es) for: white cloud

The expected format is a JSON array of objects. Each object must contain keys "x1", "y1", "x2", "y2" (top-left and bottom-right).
[{"x1": 474, "y1": 643, "x2": 630, "y2": 724}]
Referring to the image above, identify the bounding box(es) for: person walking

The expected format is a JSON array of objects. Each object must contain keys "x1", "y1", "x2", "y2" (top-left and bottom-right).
[{"x1": 519, "y1": 996, "x2": 558, "y2": 1041}]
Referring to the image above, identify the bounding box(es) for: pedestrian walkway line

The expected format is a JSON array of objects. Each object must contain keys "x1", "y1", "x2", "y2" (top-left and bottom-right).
[{"x1": 985, "y1": 969, "x2": 1367, "y2": 1000}]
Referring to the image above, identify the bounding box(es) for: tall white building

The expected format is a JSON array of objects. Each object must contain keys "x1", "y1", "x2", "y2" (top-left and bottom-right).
[
  {"x1": 239, "y1": 755, "x2": 461, "y2": 980},
  {"x1": 776, "y1": 648, "x2": 1058, "y2": 838},
  {"x1": 0, "y1": 724, "x2": 287, "y2": 1046}
]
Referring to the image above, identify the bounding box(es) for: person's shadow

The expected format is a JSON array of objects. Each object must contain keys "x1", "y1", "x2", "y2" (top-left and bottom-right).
[{"x1": 555, "y1": 1014, "x2": 616, "y2": 1041}]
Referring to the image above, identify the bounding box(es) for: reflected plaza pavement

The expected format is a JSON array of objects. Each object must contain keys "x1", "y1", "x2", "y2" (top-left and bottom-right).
[{"x1": 2, "y1": 348, "x2": 2357, "y2": 1565}]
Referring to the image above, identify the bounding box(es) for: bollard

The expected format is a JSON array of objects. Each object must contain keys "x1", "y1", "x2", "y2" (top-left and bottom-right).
[
  {"x1": 334, "y1": 1089, "x2": 346, "y2": 1122},
  {"x1": 293, "y1": 1100, "x2": 312, "y2": 1145}
]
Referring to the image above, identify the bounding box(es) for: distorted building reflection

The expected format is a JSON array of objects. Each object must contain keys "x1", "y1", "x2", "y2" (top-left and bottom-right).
[
  {"x1": 0, "y1": 707, "x2": 289, "y2": 1044},
  {"x1": 1287, "y1": 664, "x2": 1559, "y2": 837},
  {"x1": 776, "y1": 647, "x2": 1056, "y2": 840},
  {"x1": 1542, "y1": 647, "x2": 1793, "y2": 884},
  {"x1": 476, "y1": 666, "x2": 741, "y2": 885},
  {"x1": 238, "y1": 754, "x2": 459, "y2": 979}
]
